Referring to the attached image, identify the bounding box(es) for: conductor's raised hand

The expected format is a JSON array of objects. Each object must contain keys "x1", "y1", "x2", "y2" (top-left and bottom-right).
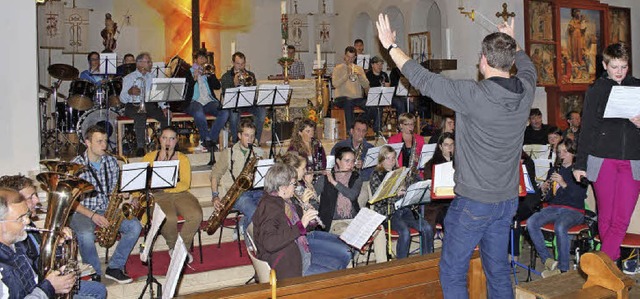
[
  {"x1": 497, "y1": 18, "x2": 515, "y2": 39},
  {"x1": 376, "y1": 14, "x2": 396, "y2": 50}
]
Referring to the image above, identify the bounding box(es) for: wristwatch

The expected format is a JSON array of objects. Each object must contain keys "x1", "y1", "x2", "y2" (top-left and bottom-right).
[{"x1": 387, "y1": 43, "x2": 398, "y2": 53}]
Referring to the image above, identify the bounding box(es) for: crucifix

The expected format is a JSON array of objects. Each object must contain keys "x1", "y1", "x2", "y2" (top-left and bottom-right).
[
  {"x1": 192, "y1": 0, "x2": 200, "y2": 52},
  {"x1": 496, "y1": 3, "x2": 515, "y2": 22}
]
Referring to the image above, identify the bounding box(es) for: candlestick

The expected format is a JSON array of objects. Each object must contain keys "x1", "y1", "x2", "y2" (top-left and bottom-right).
[
  {"x1": 231, "y1": 41, "x2": 236, "y2": 56},
  {"x1": 316, "y1": 44, "x2": 321, "y2": 67}
]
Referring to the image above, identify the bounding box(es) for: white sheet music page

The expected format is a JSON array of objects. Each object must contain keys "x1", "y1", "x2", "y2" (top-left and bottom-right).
[
  {"x1": 256, "y1": 84, "x2": 291, "y2": 106},
  {"x1": 366, "y1": 87, "x2": 394, "y2": 106},
  {"x1": 533, "y1": 158, "x2": 553, "y2": 182},
  {"x1": 363, "y1": 146, "x2": 382, "y2": 169},
  {"x1": 163, "y1": 236, "x2": 188, "y2": 299},
  {"x1": 604, "y1": 86, "x2": 640, "y2": 119},
  {"x1": 253, "y1": 159, "x2": 274, "y2": 188},
  {"x1": 396, "y1": 179, "x2": 431, "y2": 209},
  {"x1": 433, "y1": 162, "x2": 455, "y2": 196},
  {"x1": 140, "y1": 206, "x2": 167, "y2": 262},
  {"x1": 522, "y1": 164, "x2": 535, "y2": 193},
  {"x1": 418, "y1": 144, "x2": 437, "y2": 169},
  {"x1": 326, "y1": 155, "x2": 335, "y2": 169},
  {"x1": 120, "y1": 162, "x2": 149, "y2": 192},
  {"x1": 339, "y1": 208, "x2": 386, "y2": 249},
  {"x1": 151, "y1": 160, "x2": 179, "y2": 188}
]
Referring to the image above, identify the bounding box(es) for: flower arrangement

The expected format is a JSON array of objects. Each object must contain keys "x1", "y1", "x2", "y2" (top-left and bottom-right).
[
  {"x1": 278, "y1": 57, "x2": 294, "y2": 65},
  {"x1": 304, "y1": 104, "x2": 322, "y2": 125},
  {"x1": 264, "y1": 116, "x2": 272, "y2": 129}
]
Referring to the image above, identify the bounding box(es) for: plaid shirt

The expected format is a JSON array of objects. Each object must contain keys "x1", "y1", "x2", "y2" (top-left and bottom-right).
[
  {"x1": 288, "y1": 60, "x2": 305, "y2": 79},
  {"x1": 72, "y1": 153, "x2": 119, "y2": 211}
]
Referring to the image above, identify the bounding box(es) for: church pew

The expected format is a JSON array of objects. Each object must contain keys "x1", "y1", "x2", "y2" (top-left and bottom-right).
[{"x1": 180, "y1": 252, "x2": 487, "y2": 299}]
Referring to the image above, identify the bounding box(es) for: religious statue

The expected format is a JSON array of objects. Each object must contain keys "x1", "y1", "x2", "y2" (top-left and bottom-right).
[
  {"x1": 567, "y1": 9, "x2": 586, "y2": 65},
  {"x1": 101, "y1": 13, "x2": 118, "y2": 53}
]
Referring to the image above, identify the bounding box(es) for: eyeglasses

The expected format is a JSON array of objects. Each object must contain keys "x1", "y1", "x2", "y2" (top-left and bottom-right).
[{"x1": 0, "y1": 211, "x2": 31, "y2": 224}]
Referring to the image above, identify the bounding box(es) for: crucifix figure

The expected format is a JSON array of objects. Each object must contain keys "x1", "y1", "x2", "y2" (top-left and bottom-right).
[{"x1": 496, "y1": 3, "x2": 515, "y2": 22}]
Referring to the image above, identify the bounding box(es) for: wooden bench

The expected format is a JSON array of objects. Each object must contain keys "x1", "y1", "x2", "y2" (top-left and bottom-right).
[{"x1": 180, "y1": 252, "x2": 487, "y2": 299}]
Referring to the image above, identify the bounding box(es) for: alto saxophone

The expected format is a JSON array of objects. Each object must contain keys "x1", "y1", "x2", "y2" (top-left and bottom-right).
[
  {"x1": 205, "y1": 154, "x2": 259, "y2": 235},
  {"x1": 36, "y1": 172, "x2": 94, "y2": 295}
]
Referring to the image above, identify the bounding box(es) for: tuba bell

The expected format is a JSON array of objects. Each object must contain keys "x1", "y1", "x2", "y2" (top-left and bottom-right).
[
  {"x1": 40, "y1": 160, "x2": 85, "y2": 176},
  {"x1": 36, "y1": 172, "x2": 94, "y2": 282}
]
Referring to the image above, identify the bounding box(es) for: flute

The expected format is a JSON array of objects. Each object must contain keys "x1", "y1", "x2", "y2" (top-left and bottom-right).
[
  {"x1": 306, "y1": 169, "x2": 353, "y2": 175},
  {"x1": 24, "y1": 226, "x2": 53, "y2": 233}
]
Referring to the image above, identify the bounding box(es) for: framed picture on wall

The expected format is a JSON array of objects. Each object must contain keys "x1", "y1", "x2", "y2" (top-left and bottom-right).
[
  {"x1": 608, "y1": 6, "x2": 631, "y2": 45},
  {"x1": 530, "y1": 43, "x2": 556, "y2": 85},
  {"x1": 528, "y1": 0, "x2": 554, "y2": 42},
  {"x1": 560, "y1": 93, "x2": 584, "y2": 122},
  {"x1": 559, "y1": 7, "x2": 602, "y2": 85},
  {"x1": 408, "y1": 31, "x2": 431, "y2": 64}
]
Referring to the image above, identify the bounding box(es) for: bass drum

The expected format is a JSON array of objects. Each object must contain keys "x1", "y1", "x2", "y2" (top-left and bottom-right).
[
  {"x1": 76, "y1": 108, "x2": 121, "y2": 149},
  {"x1": 167, "y1": 55, "x2": 191, "y2": 78},
  {"x1": 55, "y1": 102, "x2": 83, "y2": 133}
]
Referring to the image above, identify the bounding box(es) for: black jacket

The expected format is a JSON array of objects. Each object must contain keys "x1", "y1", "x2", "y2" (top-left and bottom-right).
[
  {"x1": 317, "y1": 171, "x2": 361, "y2": 230},
  {"x1": 575, "y1": 74, "x2": 640, "y2": 170}
]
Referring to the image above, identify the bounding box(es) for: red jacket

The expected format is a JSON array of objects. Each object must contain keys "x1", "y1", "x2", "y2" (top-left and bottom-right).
[{"x1": 388, "y1": 133, "x2": 425, "y2": 178}]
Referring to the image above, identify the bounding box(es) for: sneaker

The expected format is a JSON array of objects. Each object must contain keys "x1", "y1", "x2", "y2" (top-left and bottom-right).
[
  {"x1": 105, "y1": 268, "x2": 133, "y2": 284},
  {"x1": 187, "y1": 253, "x2": 194, "y2": 264},
  {"x1": 541, "y1": 269, "x2": 561, "y2": 278},
  {"x1": 544, "y1": 258, "x2": 558, "y2": 271},
  {"x1": 90, "y1": 273, "x2": 101, "y2": 282},
  {"x1": 622, "y1": 259, "x2": 639, "y2": 275},
  {"x1": 195, "y1": 142, "x2": 209, "y2": 153}
]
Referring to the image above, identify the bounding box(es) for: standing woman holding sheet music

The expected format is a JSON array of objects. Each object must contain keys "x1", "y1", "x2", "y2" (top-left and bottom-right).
[
  {"x1": 142, "y1": 126, "x2": 203, "y2": 264},
  {"x1": 369, "y1": 145, "x2": 433, "y2": 258},
  {"x1": 288, "y1": 118, "x2": 327, "y2": 174},
  {"x1": 573, "y1": 43, "x2": 640, "y2": 266}
]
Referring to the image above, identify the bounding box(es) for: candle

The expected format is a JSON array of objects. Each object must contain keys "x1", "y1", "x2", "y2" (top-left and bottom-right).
[
  {"x1": 445, "y1": 29, "x2": 451, "y2": 59},
  {"x1": 316, "y1": 44, "x2": 321, "y2": 68},
  {"x1": 231, "y1": 41, "x2": 235, "y2": 56},
  {"x1": 282, "y1": 39, "x2": 287, "y2": 57},
  {"x1": 281, "y1": 0, "x2": 286, "y2": 14}
]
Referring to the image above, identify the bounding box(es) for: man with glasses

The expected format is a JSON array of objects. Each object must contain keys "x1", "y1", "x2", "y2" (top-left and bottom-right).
[
  {"x1": 330, "y1": 117, "x2": 374, "y2": 180},
  {"x1": 120, "y1": 52, "x2": 169, "y2": 156},
  {"x1": 80, "y1": 51, "x2": 107, "y2": 86},
  {"x1": 0, "y1": 177, "x2": 107, "y2": 298}
]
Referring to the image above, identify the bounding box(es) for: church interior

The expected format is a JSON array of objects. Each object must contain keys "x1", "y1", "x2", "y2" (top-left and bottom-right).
[{"x1": 2, "y1": 0, "x2": 640, "y2": 298}]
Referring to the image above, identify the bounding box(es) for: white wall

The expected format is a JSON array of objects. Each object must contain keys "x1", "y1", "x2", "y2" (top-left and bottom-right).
[{"x1": 0, "y1": 1, "x2": 40, "y2": 175}]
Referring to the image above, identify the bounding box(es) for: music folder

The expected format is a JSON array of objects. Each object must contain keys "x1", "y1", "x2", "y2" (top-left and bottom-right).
[
  {"x1": 222, "y1": 86, "x2": 257, "y2": 109},
  {"x1": 253, "y1": 159, "x2": 274, "y2": 188},
  {"x1": 368, "y1": 167, "x2": 409, "y2": 205},
  {"x1": 430, "y1": 162, "x2": 528, "y2": 199}
]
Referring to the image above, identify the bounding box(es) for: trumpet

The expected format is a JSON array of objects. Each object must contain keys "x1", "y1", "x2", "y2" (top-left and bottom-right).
[
  {"x1": 348, "y1": 64, "x2": 358, "y2": 82},
  {"x1": 202, "y1": 63, "x2": 215, "y2": 75},
  {"x1": 236, "y1": 69, "x2": 254, "y2": 86},
  {"x1": 133, "y1": 76, "x2": 146, "y2": 113}
]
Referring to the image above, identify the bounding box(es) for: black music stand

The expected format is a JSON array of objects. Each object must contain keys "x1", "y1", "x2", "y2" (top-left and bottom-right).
[
  {"x1": 222, "y1": 86, "x2": 257, "y2": 112},
  {"x1": 255, "y1": 84, "x2": 292, "y2": 158},
  {"x1": 95, "y1": 53, "x2": 118, "y2": 151},
  {"x1": 396, "y1": 180, "x2": 431, "y2": 254},
  {"x1": 147, "y1": 78, "x2": 187, "y2": 129},
  {"x1": 120, "y1": 161, "x2": 179, "y2": 299},
  {"x1": 366, "y1": 86, "x2": 394, "y2": 141}
]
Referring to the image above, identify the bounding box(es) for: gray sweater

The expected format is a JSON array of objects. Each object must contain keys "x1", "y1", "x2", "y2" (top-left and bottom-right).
[{"x1": 402, "y1": 51, "x2": 536, "y2": 203}]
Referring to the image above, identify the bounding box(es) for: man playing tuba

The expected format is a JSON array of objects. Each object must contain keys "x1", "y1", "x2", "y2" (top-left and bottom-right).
[{"x1": 70, "y1": 125, "x2": 142, "y2": 284}]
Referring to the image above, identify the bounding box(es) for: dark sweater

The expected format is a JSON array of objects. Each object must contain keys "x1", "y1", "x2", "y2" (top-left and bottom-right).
[
  {"x1": 252, "y1": 193, "x2": 304, "y2": 279},
  {"x1": 523, "y1": 124, "x2": 550, "y2": 145},
  {"x1": 575, "y1": 74, "x2": 640, "y2": 170},
  {"x1": 401, "y1": 50, "x2": 537, "y2": 203},
  {"x1": 545, "y1": 165, "x2": 587, "y2": 212}
]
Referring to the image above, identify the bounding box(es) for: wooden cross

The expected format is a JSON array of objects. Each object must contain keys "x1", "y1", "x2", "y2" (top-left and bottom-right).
[{"x1": 496, "y1": 3, "x2": 515, "y2": 22}]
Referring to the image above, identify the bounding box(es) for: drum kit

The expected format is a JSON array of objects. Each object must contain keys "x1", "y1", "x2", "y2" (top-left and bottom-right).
[{"x1": 41, "y1": 63, "x2": 130, "y2": 158}]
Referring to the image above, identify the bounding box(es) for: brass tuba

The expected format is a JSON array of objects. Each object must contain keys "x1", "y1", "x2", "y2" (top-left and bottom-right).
[
  {"x1": 40, "y1": 160, "x2": 85, "y2": 176},
  {"x1": 36, "y1": 172, "x2": 94, "y2": 282},
  {"x1": 205, "y1": 154, "x2": 258, "y2": 235}
]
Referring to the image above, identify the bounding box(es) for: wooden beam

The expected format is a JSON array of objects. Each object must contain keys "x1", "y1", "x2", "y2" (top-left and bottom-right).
[{"x1": 192, "y1": 0, "x2": 200, "y2": 53}]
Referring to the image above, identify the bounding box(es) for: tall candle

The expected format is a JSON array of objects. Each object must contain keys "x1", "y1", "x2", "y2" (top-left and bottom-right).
[
  {"x1": 316, "y1": 44, "x2": 321, "y2": 67},
  {"x1": 281, "y1": 0, "x2": 286, "y2": 14},
  {"x1": 231, "y1": 41, "x2": 236, "y2": 55},
  {"x1": 445, "y1": 28, "x2": 451, "y2": 59},
  {"x1": 282, "y1": 39, "x2": 287, "y2": 57}
]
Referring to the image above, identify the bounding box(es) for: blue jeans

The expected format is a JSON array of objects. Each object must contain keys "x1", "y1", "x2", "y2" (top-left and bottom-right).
[
  {"x1": 75, "y1": 280, "x2": 107, "y2": 299},
  {"x1": 70, "y1": 210, "x2": 142, "y2": 276},
  {"x1": 234, "y1": 189, "x2": 264, "y2": 231},
  {"x1": 304, "y1": 230, "x2": 351, "y2": 276},
  {"x1": 526, "y1": 206, "x2": 584, "y2": 271},
  {"x1": 392, "y1": 96, "x2": 415, "y2": 115},
  {"x1": 333, "y1": 97, "x2": 380, "y2": 132},
  {"x1": 229, "y1": 107, "x2": 266, "y2": 143},
  {"x1": 440, "y1": 196, "x2": 517, "y2": 299},
  {"x1": 185, "y1": 100, "x2": 230, "y2": 144},
  {"x1": 391, "y1": 207, "x2": 434, "y2": 258}
]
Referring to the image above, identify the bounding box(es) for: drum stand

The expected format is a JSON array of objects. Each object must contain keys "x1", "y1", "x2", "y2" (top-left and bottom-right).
[{"x1": 40, "y1": 81, "x2": 77, "y2": 158}]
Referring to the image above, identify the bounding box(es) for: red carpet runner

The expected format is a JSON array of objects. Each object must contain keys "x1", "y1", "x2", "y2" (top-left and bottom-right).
[{"x1": 125, "y1": 241, "x2": 250, "y2": 279}]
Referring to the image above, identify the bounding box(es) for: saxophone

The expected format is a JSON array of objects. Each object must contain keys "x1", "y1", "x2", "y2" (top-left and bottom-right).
[
  {"x1": 403, "y1": 135, "x2": 418, "y2": 187},
  {"x1": 205, "y1": 153, "x2": 259, "y2": 235},
  {"x1": 36, "y1": 172, "x2": 94, "y2": 293}
]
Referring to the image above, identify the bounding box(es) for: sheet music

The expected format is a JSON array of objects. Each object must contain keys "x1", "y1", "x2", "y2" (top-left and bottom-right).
[
  {"x1": 356, "y1": 54, "x2": 370, "y2": 70},
  {"x1": 151, "y1": 160, "x2": 179, "y2": 188},
  {"x1": 522, "y1": 164, "x2": 535, "y2": 194},
  {"x1": 389, "y1": 143, "x2": 403, "y2": 157},
  {"x1": 418, "y1": 144, "x2": 437, "y2": 169},
  {"x1": 369, "y1": 167, "x2": 409, "y2": 204},
  {"x1": 99, "y1": 53, "x2": 117, "y2": 75},
  {"x1": 363, "y1": 146, "x2": 382, "y2": 169},
  {"x1": 533, "y1": 158, "x2": 553, "y2": 182},
  {"x1": 604, "y1": 86, "x2": 640, "y2": 119},
  {"x1": 396, "y1": 180, "x2": 431, "y2": 209},
  {"x1": 140, "y1": 206, "x2": 167, "y2": 262},
  {"x1": 523, "y1": 144, "x2": 550, "y2": 160},
  {"x1": 120, "y1": 162, "x2": 149, "y2": 192},
  {"x1": 326, "y1": 155, "x2": 335, "y2": 169},
  {"x1": 148, "y1": 78, "x2": 186, "y2": 103},
  {"x1": 222, "y1": 86, "x2": 257, "y2": 109},
  {"x1": 366, "y1": 87, "x2": 395, "y2": 107},
  {"x1": 256, "y1": 84, "x2": 291, "y2": 106},
  {"x1": 395, "y1": 83, "x2": 409, "y2": 97},
  {"x1": 433, "y1": 162, "x2": 455, "y2": 197},
  {"x1": 162, "y1": 236, "x2": 188, "y2": 299},
  {"x1": 339, "y1": 208, "x2": 386, "y2": 250},
  {"x1": 253, "y1": 159, "x2": 274, "y2": 188},
  {"x1": 152, "y1": 62, "x2": 167, "y2": 78}
]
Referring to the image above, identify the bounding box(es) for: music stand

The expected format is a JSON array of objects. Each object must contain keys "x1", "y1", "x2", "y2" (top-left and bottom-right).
[
  {"x1": 99, "y1": 53, "x2": 118, "y2": 76},
  {"x1": 120, "y1": 161, "x2": 179, "y2": 299},
  {"x1": 366, "y1": 87, "x2": 394, "y2": 140},
  {"x1": 395, "y1": 179, "x2": 431, "y2": 254},
  {"x1": 356, "y1": 54, "x2": 370, "y2": 70},
  {"x1": 362, "y1": 145, "x2": 382, "y2": 169},
  {"x1": 417, "y1": 144, "x2": 437, "y2": 170},
  {"x1": 148, "y1": 78, "x2": 187, "y2": 126},
  {"x1": 222, "y1": 86, "x2": 257, "y2": 112},
  {"x1": 394, "y1": 82, "x2": 411, "y2": 113},
  {"x1": 252, "y1": 159, "x2": 274, "y2": 188},
  {"x1": 255, "y1": 84, "x2": 292, "y2": 158},
  {"x1": 151, "y1": 62, "x2": 169, "y2": 78}
]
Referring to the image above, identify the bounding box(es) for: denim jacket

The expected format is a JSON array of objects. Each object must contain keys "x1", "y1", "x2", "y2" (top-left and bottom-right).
[{"x1": 0, "y1": 242, "x2": 54, "y2": 299}]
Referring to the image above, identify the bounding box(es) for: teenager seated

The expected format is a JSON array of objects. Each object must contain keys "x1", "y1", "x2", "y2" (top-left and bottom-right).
[
  {"x1": 526, "y1": 139, "x2": 587, "y2": 277},
  {"x1": 423, "y1": 132, "x2": 454, "y2": 235},
  {"x1": 369, "y1": 145, "x2": 434, "y2": 258},
  {"x1": 252, "y1": 163, "x2": 348, "y2": 279}
]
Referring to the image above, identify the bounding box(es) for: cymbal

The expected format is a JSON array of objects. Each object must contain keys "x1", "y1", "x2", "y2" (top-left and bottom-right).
[{"x1": 47, "y1": 64, "x2": 79, "y2": 81}]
